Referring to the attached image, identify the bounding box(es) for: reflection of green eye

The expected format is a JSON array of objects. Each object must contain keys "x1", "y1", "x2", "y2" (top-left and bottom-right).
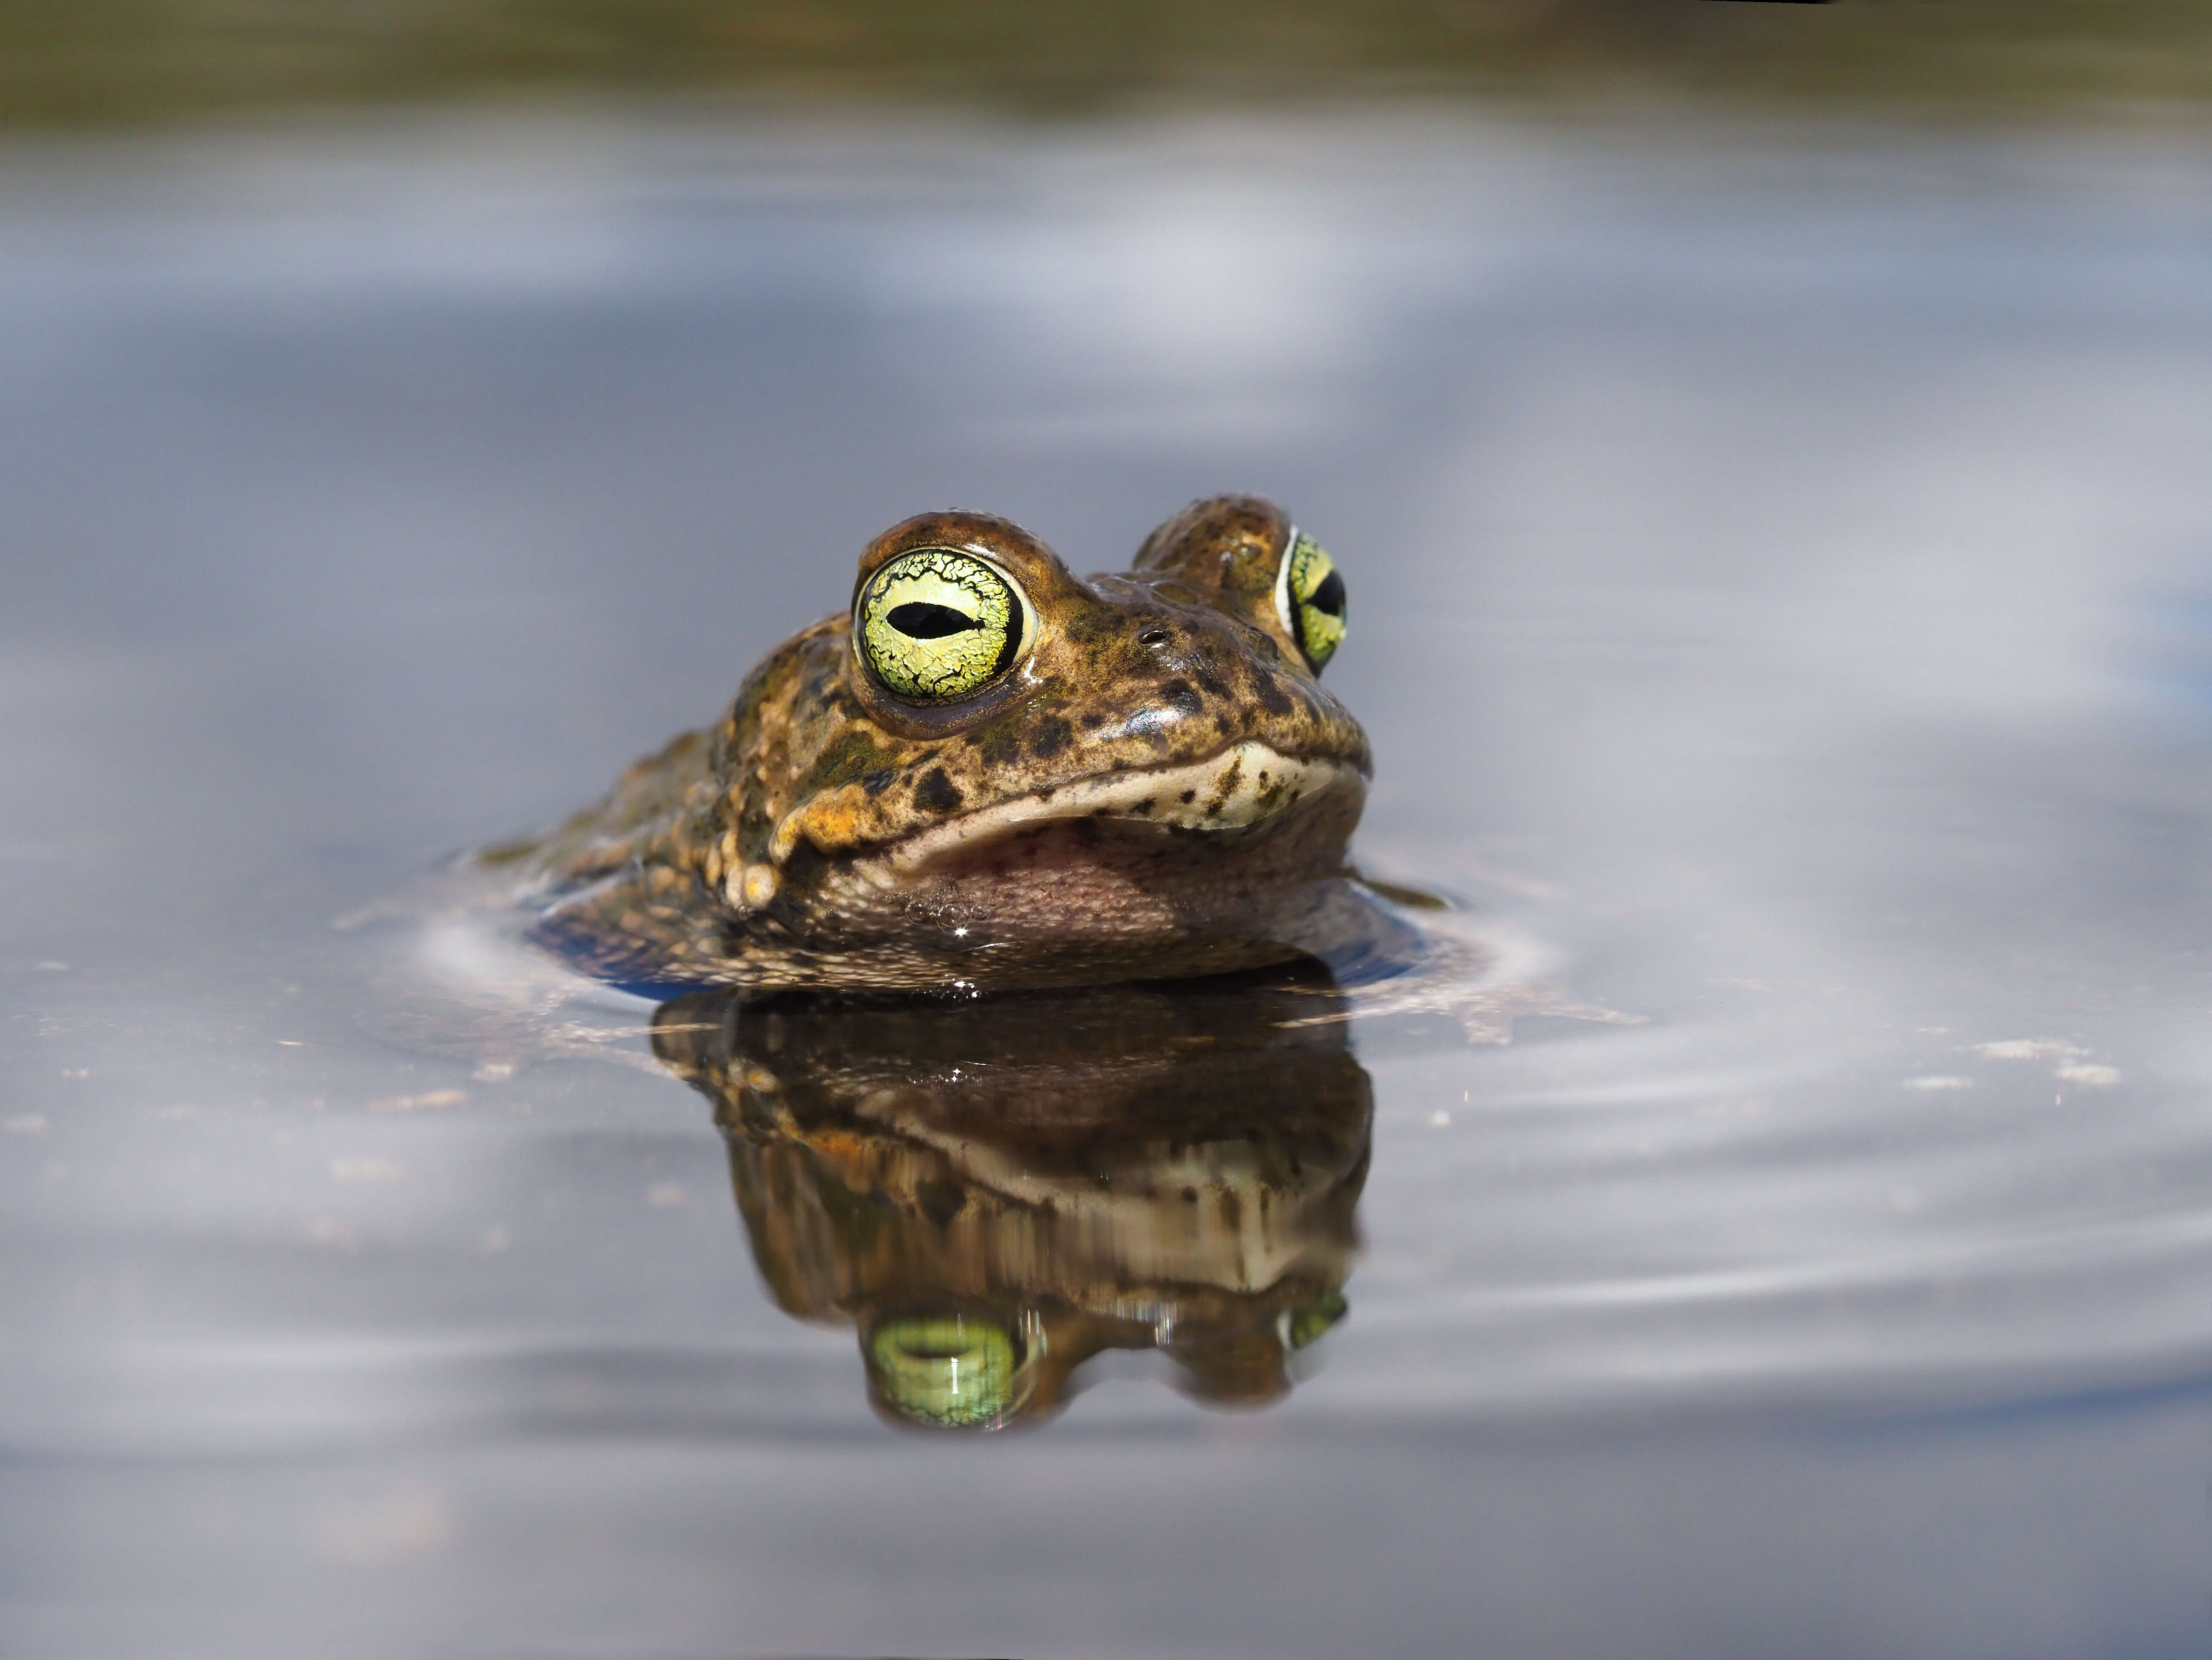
[
  {"x1": 1285, "y1": 1290, "x2": 1348, "y2": 1351},
  {"x1": 1277, "y1": 531, "x2": 1347, "y2": 672},
  {"x1": 868, "y1": 1314, "x2": 1019, "y2": 1427},
  {"x1": 857, "y1": 549, "x2": 1026, "y2": 702}
]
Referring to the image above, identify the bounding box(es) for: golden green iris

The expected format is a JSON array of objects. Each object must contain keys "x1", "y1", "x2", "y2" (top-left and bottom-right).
[
  {"x1": 868, "y1": 1313, "x2": 1019, "y2": 1427},
  {"x1": 1284, "y1": 532, "x2": 1347, "y2": 672},
  {"x1": 856, "y1": 548, "x2": 1023, "y2": 703},
  {"x1": 1286, "y1": 1288, "x2": 1348, "y2": 1351}
]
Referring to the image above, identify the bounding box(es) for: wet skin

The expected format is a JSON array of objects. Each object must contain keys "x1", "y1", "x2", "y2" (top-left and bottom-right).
[{"x1": 507, "y1": 495, "x2": 1371, "y2": 993}]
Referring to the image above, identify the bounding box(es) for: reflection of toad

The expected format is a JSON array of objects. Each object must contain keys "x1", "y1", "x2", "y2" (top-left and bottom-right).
[{"x1": 651, "y1": 963, "x2": 1371, "y2": 1430}]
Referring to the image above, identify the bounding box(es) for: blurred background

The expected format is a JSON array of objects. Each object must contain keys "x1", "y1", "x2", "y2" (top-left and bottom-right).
[
  {"x1": 7, "y1": 7, "x2": 2212, "y2": 1660},
  {"x1": 2, "y1": 0, "x2": 2210, "y2": 124}
]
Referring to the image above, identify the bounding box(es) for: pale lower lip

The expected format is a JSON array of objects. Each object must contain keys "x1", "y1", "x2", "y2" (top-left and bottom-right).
[{"x1": 881, "y1": 740, "x2": 1366, "y2": 876}]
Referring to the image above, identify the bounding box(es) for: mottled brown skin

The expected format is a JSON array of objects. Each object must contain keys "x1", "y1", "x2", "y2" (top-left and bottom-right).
[
  {"x1": 507, "y1": 495, "x2": 1374, "y2": 993},
  {"x1": 652, "y1": 964, "x2": 1370, "y2": 1428}
]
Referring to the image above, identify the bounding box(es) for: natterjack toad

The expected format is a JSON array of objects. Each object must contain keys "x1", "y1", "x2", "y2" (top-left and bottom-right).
[{"x1": 503, "y1": 494, "x2": 1372, "y2": 993}]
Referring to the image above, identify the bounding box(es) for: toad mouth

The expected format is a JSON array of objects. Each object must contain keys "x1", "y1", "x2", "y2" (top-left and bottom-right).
[{"x1": 870, "y1": 740, "x2": 1366, "y2": 876}]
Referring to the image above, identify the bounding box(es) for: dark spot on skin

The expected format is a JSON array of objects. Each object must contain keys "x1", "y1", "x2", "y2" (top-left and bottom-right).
[
  {"x1": 917, "y1": 1181, "x2": 965, "y2": 1228},
  {"x1": 913, "y1": 768, "x2": 964, "y2": 816},
  {"x1": 1195, "y1": 671, "x2": 1229, "y2": 701},
  {"x1": 970, "y1": 719, "x2": 1024, "y2": 768},
  {"x1": 1064, "y1": 608, "x2": 1119, "y2": 645},
  {"x1": 1250, "y1": 672, "x2": 1296, "y2": 716},
  {"x1": 862, "y1": 769, "x2": 896, "y2": 796},
  {"x1": 1159, "y1": 680, "x2": 1205, "y2": 719},
  {"x1": 1079, "y1": 711, "x2": 1105, "y2": 728},
  {"x1": 1134, "y1": 798, "x2": 1155, "y2": 815},
  {"x1": 1029, "y1": 715, "x2": 1073, "y2": 759},
  {"x1": 1214, "y1": 714, "x2": 1233, "y2": 735},
  {"x1": 1179, "y1": 790, "x2": 1197, "y2": 804},
  {"x1": 725, "y1": 664, "x2": 780, "y2": 736},
  {"x1": 810, "y1": 727, "x2": 905, "y2": 791},
  {"x1": 738, "y1": 789, "x2": 774, "y2": 855}
]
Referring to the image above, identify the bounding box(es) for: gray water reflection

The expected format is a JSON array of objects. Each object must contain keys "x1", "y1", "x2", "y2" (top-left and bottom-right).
[{"x1": 6, "y1": 115, "x2": 2212, "y2": 1657}]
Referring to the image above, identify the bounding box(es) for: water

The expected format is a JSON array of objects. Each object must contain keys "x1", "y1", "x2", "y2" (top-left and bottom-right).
[{"x1": 6, "y1": 113, "x2": 2212, "y2": 1657}]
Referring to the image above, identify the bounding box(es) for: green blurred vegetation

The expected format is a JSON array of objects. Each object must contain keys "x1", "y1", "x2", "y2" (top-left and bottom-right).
[{"x1": 0, "y1": 0, "x2": 2207, "y2": 127}]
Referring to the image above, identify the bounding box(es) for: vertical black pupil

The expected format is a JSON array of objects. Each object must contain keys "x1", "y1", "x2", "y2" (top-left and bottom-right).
[
  {"x1": 1308, "y1": 570, "x2": 1346, "y2": 617},
  {"x1": 888, "y1": 602, "x2": 977, "y2": 638}
]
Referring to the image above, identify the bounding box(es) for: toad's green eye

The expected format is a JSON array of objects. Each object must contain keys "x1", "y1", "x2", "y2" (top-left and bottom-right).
[
  {"x1": 1284, "y1": 1288, "x2": 1349, "y2": 1351},
  {"x1": 1277, "y1": 530, "x2": 1347, "y2": 673},
  {"x1": 857, "y1": 548, "x2": 1027, "y2": 703},
  {"x1": 867, "y1": 1313, "x2": 1019, "y2": 1428}
]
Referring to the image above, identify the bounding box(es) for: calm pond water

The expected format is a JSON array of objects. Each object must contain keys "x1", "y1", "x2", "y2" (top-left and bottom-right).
[{"x1": 6, "y1": 112, "x2": 2212, "y2": 1658}]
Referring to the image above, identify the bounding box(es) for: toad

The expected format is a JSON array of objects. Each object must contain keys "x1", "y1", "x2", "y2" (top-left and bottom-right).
[{"x1": 500, "y1": 494, "x2": 1371, "y2": 993}]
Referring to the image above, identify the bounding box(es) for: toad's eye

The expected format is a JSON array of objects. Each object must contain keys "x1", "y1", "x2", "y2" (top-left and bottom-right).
[
  {"x1": 856, "y1": 548, "x2": 1029, "y2": 703},
  {"x1": 1276, "y1": 530, "x2": 1347, "y2": 673},
  {"x1": 1284, "y1": 1288, "x2": 1349, "y2": 1351},
  {"x1": 867, "y1": 1313, "x2": 1019, "y2": 1428}
]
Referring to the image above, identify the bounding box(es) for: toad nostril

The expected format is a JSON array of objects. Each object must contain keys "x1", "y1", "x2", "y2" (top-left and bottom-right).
[{"x1": 1138, "y1": 627, "x2": 1171, "y2": 647}]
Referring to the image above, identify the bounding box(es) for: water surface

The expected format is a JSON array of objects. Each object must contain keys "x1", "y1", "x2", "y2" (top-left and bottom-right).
[{"x1": 5, "y1": 115, "x2": 2212, "y2": 1658}]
